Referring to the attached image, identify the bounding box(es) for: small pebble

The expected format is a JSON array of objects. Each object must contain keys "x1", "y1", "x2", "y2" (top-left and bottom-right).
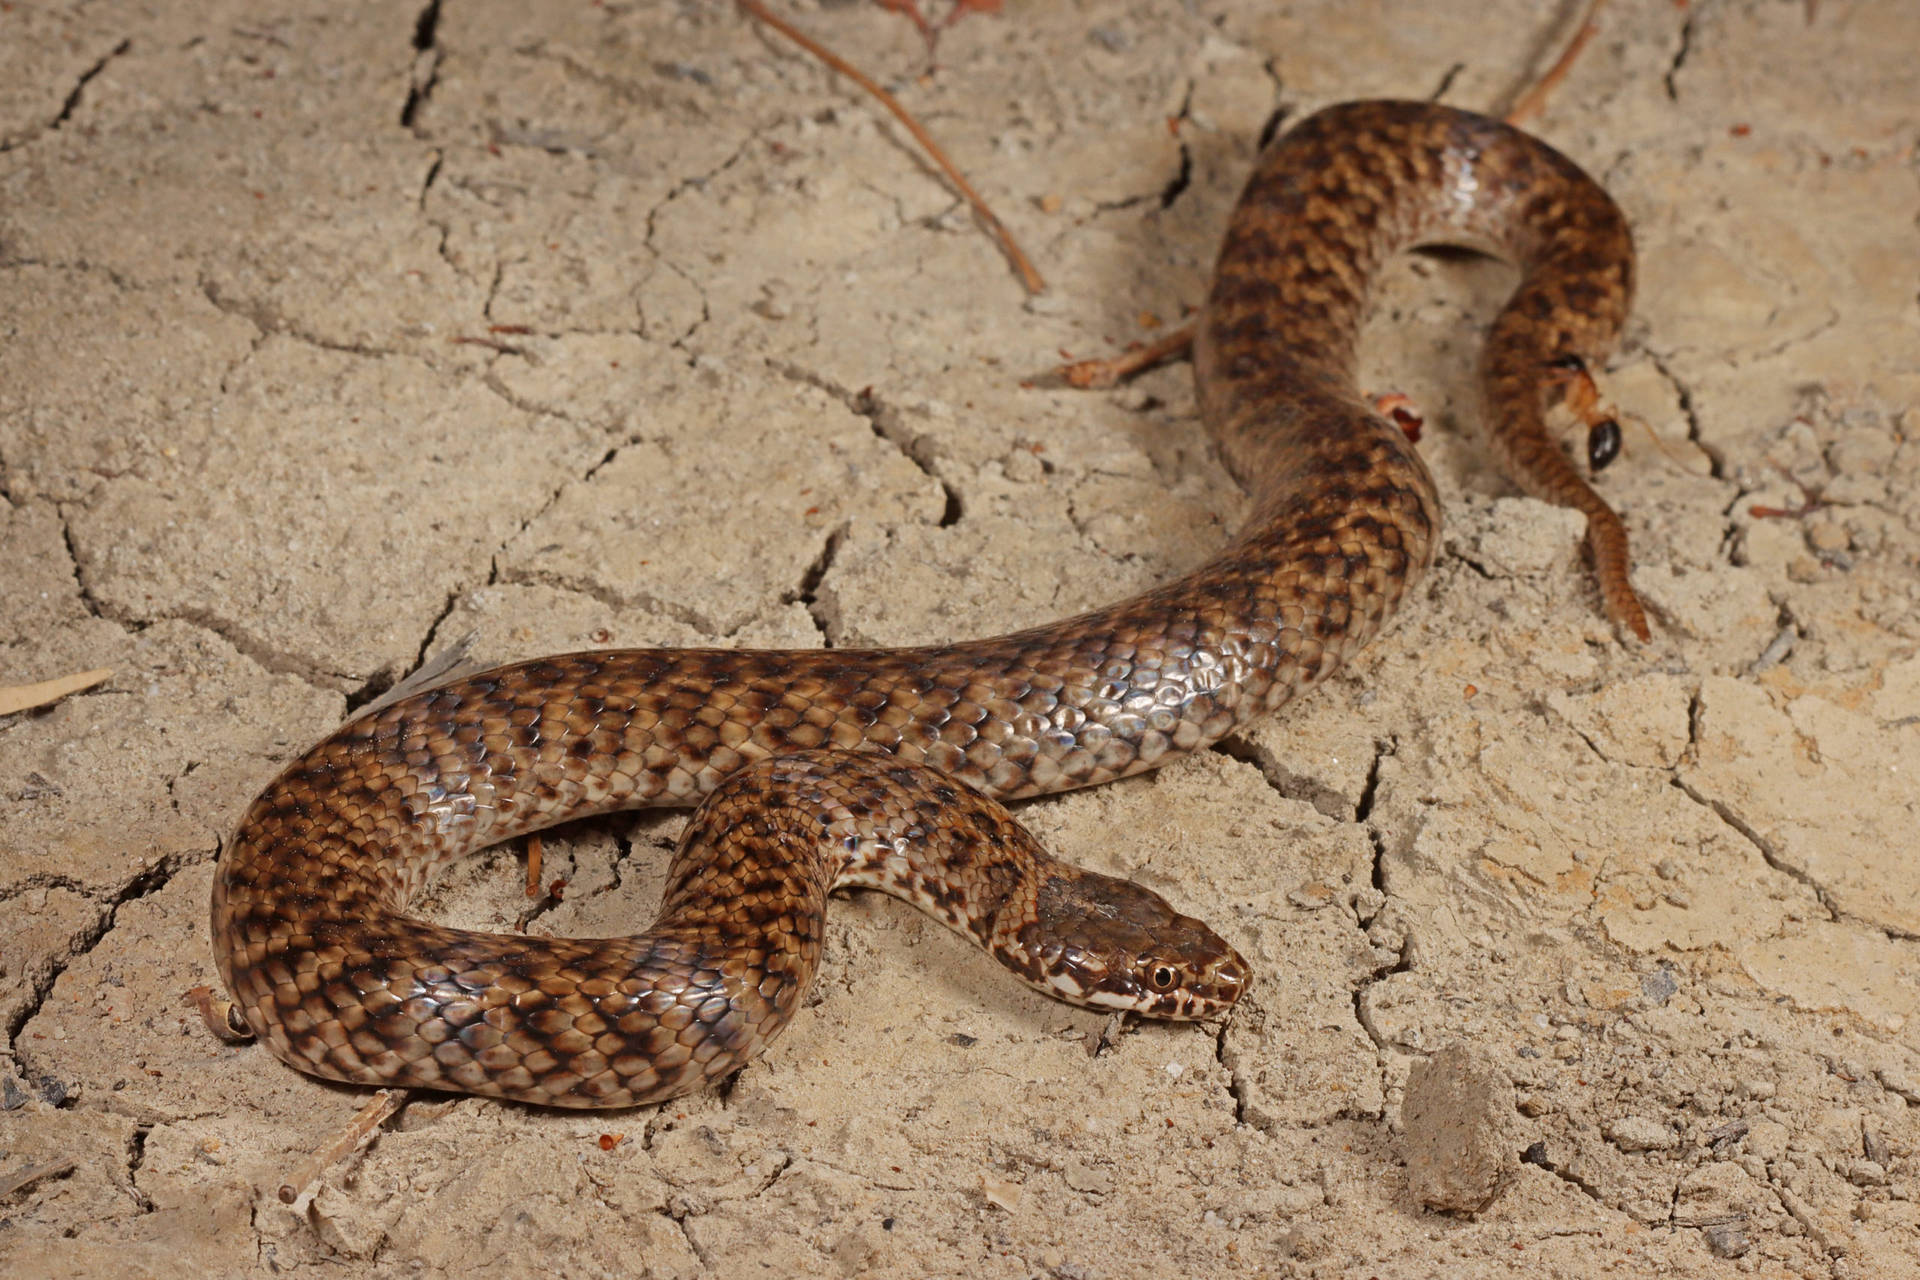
[
  {"x1": 1805, "y1": 517, "x2": 1850, "y2": 552},
  {"x1": 1864, "y1": 1128, "x2": 1892, "y2": 1166},
  {"x1": 981, "y1": 1177, "x2": 1022, "y2": 1213},
  {"x1": 1401, "y1": 1044, "x2": 1515, "y2": 1214},
  {"x1": 1639, "y1": 968, "x2": 1679, "y2": 1005},
  {"x1": 1880, "y1": 1065, "x2": 1920, "y2": 1102},
  {"x1": 1605, "y1": 1115, "x2": 1680, "y2": 1152},
  {"x1": 1848, "y1": 1159, "x2": 1888, "y2": 1186},
  {"x1": 1003, "y1": 448, "x2": 1045, "y2": 483},
  {"x1": 1703, "y1": 1223, "x2": 1750, "y2": 1258}
]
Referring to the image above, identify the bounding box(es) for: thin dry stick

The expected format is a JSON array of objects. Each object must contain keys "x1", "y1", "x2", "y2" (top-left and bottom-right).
[
  {"x1": 0, "y1": 1158, "x2": 78, "y2": 1202},
  {"x1": 737, "y1": 0, "x2": 1045, "y2": 295},
  {"x1": 1055, "y1": 322, "x2": 1197, "y2": 389},
  {"x1": 0, "y1": 668, "x2": 111, "y2": 715},
  {"x1": 1505, "y1": 0, "x2": 1610, "y2": 126},
  {"x1": 277, "y1": 1088, "x2": 408, "y2": 1206},
  {"x1": 525, "y1": 832, "x2": 545, "y2": 898}
]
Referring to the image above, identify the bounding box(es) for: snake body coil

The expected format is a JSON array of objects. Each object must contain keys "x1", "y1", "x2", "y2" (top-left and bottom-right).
[{"x1": 212, "y1": 102, "x2": 1643, "y2": 1107}]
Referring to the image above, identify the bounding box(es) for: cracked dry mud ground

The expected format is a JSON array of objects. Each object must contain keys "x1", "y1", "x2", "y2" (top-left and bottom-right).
[{"x1": 1, "y1": 1, "x2": 1916, "y2": 1276}]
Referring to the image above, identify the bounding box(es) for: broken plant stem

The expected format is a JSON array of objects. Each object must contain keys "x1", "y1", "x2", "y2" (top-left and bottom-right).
[
  {"x1": 0, "y1": 668, "x2": 112, "y2": 715},
  {"x1": 0, "y1": 1158, "x2": 78, "y2": 1202},
  {"x1": 737, "y1": 0, "x2": 1045, "y2": 294},
  {"x1": 1505, "y1": 0, "x2": 1609, "y2": 126},
  {"x1": 278, "y1": 1088, "x2": 409, "y2": 1206},
  {"x1": 1056, "y1": 322, "x2": 1197, "y2": 389}
]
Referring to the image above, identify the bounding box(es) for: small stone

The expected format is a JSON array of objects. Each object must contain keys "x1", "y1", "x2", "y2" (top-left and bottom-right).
[
  {"x1": 980, "y1": 1177, "x2": 1023, "y2": 1213},
  {"x1": 1287, "y1": 881, "x2": 1336, "y2": 909},
  {"x1": 1676, "y1": 1161, "x2": 1768, "y2": 1226},
  {"x1": 1707, "y1": 1120, "x2": 1752, "y2": 1153},
  {"x1": 1847, "y1": 1159, "x2": 1888, "y2": 1186},
  {"x1": 1605, "y1": 1115, "x2": 1680, "y2": 1152},
  {"x1": 1828, "y1": 430, "x2": 1897, "y2": 476},
  {"x1": 1805, "y1": 517, "x2": 1850, "y2": 552},
  {"x1": 1639, "y1": 967, "x2": 1680, "y2": 1006},
  {"x1": 1703, "y1": 1223, "x2": 1751, "y2": 1258},
  {"x1": 1003, "y1": 447, "x2": 1045, "y2": 483},
  {"x1": 1877, "y1": 1064, "x2": 1920, "y2": 1103},
  {"x1": 1864, "y1": 1128, "x2": 1892, "y2": 1167},
  {"x1": 1745, "y1": 1120, "x2": 1790, "y2": 1161},
  {"x1": 1401, "y1": 1043, "x2": 1516, "y2": 1214},
  {"x1": 1063, "y1": 1159, "x2": 1112, "y2": 1195}
]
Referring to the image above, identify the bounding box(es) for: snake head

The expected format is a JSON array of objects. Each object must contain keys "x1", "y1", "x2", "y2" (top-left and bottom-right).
[{"x1": 1013, "y1": 871, "x2": 1249, "y2": 1020}]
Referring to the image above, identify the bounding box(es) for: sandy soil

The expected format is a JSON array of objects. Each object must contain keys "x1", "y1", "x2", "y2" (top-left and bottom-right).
[{"x1": 2, "y1": 1, "x2": 1916, "y2": 1276}]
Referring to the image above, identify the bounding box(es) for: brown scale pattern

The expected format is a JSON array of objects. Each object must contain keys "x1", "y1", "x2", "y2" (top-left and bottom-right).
[{"x1": 213, "y1": 101, "x2": 1646, "y2": 1107}]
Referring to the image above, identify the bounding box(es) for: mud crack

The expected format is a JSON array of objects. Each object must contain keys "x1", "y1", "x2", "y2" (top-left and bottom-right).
[
  {"x1": 0, "y1": 37, "x2": 129, "y2": 154},
  {"x1": 769, "y1": 360, "x2": 963, "y2": 527},
  {"x1": 4, "y1": 849, "x2": 191, "y2": 1095},
  {"x1": 401, "y1": 1, "x2": 443, "y2": 131}
]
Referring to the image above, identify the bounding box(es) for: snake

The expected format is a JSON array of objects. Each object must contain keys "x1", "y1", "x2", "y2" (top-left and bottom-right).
[{"x1": 210, "y1": 101, "x2": 1645, "y2": 1108}]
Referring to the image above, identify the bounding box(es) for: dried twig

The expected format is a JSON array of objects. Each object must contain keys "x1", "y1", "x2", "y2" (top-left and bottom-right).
[
  {"x1": 525, "y1": 833, "x2": 545, "y2": 898},
  {"x1": 1054, "y1": 322, "x2": 1197, "y2": 389},
  {"x1": 277, "y1": 1089, "x2": 409, "y2": 1206},
  {"x1": 0, "y1": 668, "x2": 111, "y2": 715},
  {"x1": 1504, "y1": 0, "x2": 1609, "y2": 126},
  {"x1": 0, "y1": 1157, "x2": 78, "y2": 1202},
  {"x1": 737, "y1": 0, "x2": 1045, "y2": 294}
]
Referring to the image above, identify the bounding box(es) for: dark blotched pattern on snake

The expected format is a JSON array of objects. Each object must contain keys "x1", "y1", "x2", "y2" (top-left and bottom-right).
[{"x1": 212, "y1": 101, "x2": 1643, "y2": 1107}]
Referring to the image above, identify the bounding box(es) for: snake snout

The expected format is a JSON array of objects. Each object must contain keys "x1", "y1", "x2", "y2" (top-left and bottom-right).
[
  {"x1": 1161, "y1": 932, "x2": 1250, "y2": 1021},
  {"x1": 1021, "y1": 868, "x2": 1251, "y2": 1020},
  {"x1": 1202, "y1": 948, "x2": 1250, "y2": 1013}
]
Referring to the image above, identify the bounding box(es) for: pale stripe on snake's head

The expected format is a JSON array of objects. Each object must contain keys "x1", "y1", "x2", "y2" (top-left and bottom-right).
[{"x1": 1008, "y1": 869, "x2": 1248, "y2": 1020}]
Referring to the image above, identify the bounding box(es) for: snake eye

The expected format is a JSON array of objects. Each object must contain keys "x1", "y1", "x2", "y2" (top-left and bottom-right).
[{"x1": 1148, "y1": 964, "x2": 1178, "y2": 991}]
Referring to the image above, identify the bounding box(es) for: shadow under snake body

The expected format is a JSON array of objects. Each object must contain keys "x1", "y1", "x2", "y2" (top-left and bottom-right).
[{"x1": 211, "y1": 101, "x2": 1643, "y2": 1108}]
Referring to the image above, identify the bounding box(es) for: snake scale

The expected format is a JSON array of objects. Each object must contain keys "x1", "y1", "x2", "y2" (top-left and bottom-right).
[{"x1": 211, "y1": 101, "x2": 1645, "y2": 1108}]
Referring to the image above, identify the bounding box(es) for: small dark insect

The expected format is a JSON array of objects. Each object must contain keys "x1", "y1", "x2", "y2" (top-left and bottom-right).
[{"x1": 1587, "y1": 418, "x2": 1622, "y2": 471}]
